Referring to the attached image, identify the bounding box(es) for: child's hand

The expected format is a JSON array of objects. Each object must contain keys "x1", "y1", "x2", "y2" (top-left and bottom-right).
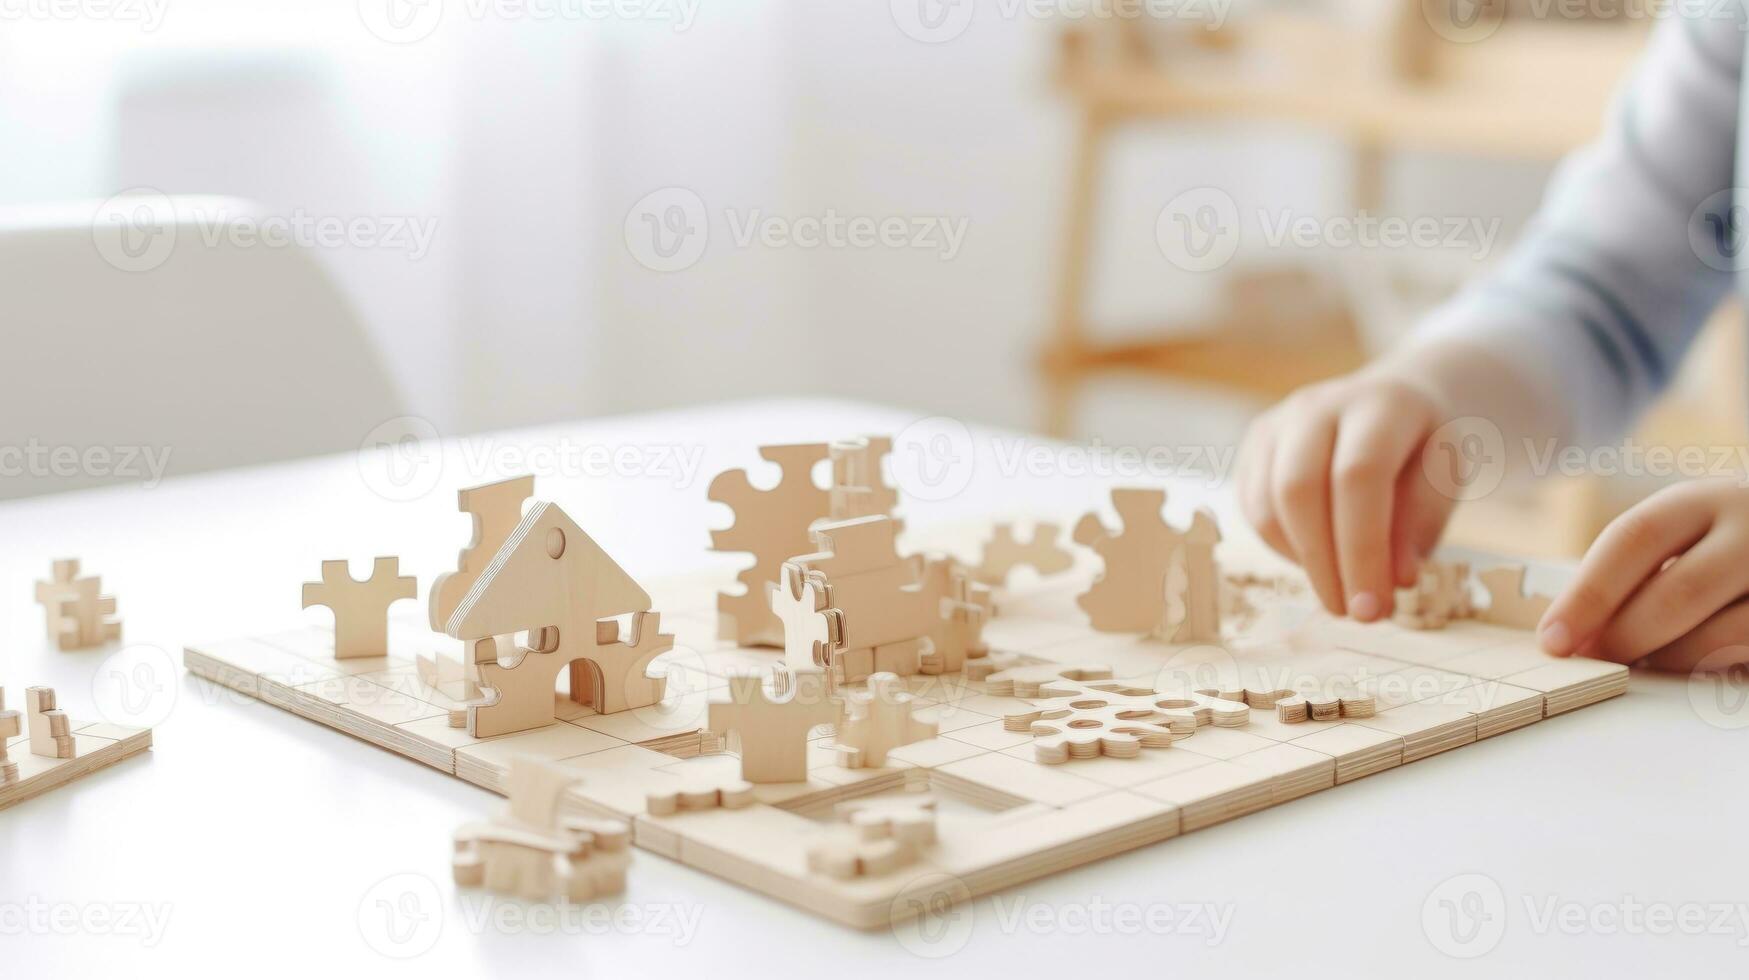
[
  {"x1": 1234, "y1": 371, "x2": 1457, "y2": 621},
  {"x1": 1539, "y1": 478, "x2": 1749, "y2": 671}
]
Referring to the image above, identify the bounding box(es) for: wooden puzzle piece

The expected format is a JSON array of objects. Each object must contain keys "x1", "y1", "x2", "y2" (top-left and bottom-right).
[
  {"x1": 706, "y1": 669, "x2": 838, "y2": 783},
  {"x1": 301, "y1": 557, "x2": 416, "y2": 660},
  {"x1": 1198, "y1": 684, "x2": 1377, "y2": 723},
  {"x1": 429, "y1": 475, "x2": 535, "y2": 630},
  {"x1": 1477, "y1": 565, "x2": 1551, "y2": 630},
  {"x1": 453, "y1": 756, "x2": 631, "y2": 902},
  {"x1": 0, "y1": 688, "x2": 20, "y2": 784},
  {"x1": 912, "y1": 554, "x2": 993, "y2": 675},
  {"x1": 1073, "y1": 488, "x2": 1184, "y2": 634},
  {"x1": 974, "y1": 522, "x2": 1073, "y2": 586},
  {"x1": 1003, "y1": 674, "x2": 1251, "y2": 764},
  {"x1": 25, "y1": 687, "x2": 75, "y2": 760},
  {"x1": 34, "y1": 559, "x2": 122, "y2": 650},
  {"x1": 774, "y1": 563, "x2": 846, "y2": 673},
  {"x1": 1172, "y1": 509, "x2": 1222, "y2": 642},
  {"x1": 645, "y1": 779, "x2": 755, "y2": 815},
  {"x1": 790, "y1": 516, "x2": 934, "y2": 682},
  {"x1": 828, "y1": 435, "x2": 898, "y2": 522},
  {"x1": 448, "y1": 502, "x2": 659, "y2": 738},
  {"x1": 1394, "y1": 560, "x2": 1474, "y2": 630},
  {"x1": 983, "y1": 662, "x2": 1115, "y2": 698},
  {"x1": 833, "y1": 672, "x2": 938, "y2": 769},
  {"x1": 806, "y1": 794, "x2": 937, "y2": 880},
  {"x1": 569, "y1": 611, "x2": 675, "y2": 715},
  {"x1": 709, "y1": 443, "x2": 831, "y2": 647}
]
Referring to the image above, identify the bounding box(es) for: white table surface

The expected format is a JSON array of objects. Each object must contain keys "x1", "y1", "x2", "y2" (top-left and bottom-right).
[{"x1": 0, "y1": 398, "x2": 1742, "y2": 977}]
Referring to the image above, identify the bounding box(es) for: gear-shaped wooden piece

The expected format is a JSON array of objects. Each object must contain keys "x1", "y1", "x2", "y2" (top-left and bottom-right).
[{"x1": 1001, "y1": 674, "x2": 1251, "y2": 764}]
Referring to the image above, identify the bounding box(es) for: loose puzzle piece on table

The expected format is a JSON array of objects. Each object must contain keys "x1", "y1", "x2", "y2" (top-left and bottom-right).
[
  {"x1": 301, "y1": 556, "x2": 416, "y2": 660},
  {"x1": 974, "y1": 522, "x2": 1073, "y2": 586},
  {"x1": 453, "y1": 756, "x2": 631, "y2": 902},
  {"x1": 806, "y1": 793, "x2": 938, "y2": 880},
  {"x1": 34, "y1": 559, "x2": 122, "y2": 651},
  {"x1": 709, "y1": 443, "x2": 831, "y2": 647},
  {"x1": 1394, "y1": 560, "x2": 1474, "y2": 630}
]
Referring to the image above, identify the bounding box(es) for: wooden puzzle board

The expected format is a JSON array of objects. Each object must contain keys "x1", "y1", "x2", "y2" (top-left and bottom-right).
[
  {"x1": 1, "y1": 719, "x2": 152, "y2": 811},
  {"x1": 182, "y1": 544, "x2": 1627, "y2": 929}
]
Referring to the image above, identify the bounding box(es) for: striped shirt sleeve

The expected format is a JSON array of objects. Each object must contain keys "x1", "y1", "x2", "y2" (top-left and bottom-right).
[{"x1": 1420, "y1": 9, "x2": 1744, "y2": 447}]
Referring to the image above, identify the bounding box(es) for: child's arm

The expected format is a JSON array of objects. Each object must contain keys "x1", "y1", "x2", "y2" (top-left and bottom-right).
[{"x1": 1235, "y1": 13, "x2": 1743, "y2": 629}]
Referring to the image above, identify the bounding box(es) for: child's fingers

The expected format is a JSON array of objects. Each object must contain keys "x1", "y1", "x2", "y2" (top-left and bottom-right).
[
  {"x1": 1588, "y1": 527, "x2": 1749, "y2": 664},
  {"x1": 1642, "y1": 600, "x2": 1749, "y2": 673},
  {"x1": 1330, "y1": 398, "x2": 1428, "y2": 621},
  {"x1": 1270, "y1": 409, "x2": 1344, "y2": 615},
  {"x1": 1390, "y1": 445, "x2": 1458, "y2": 589},
  {"x1": 1235, "y1": 416, "x2": 1294, "y2": 561},
  {"x1": 1538, "y1": 487, "x2": 1714, "y2": 655}
]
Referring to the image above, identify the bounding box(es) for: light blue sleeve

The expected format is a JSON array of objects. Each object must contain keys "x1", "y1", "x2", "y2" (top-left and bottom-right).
[{"x1": 1420, "y1": 11, "x2": 1745, "y2": 446}]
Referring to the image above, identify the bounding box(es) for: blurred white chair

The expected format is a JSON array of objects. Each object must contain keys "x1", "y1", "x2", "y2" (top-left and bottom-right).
[{"x1": 0, "y1": 195, "x2": 406, "y2": 498}]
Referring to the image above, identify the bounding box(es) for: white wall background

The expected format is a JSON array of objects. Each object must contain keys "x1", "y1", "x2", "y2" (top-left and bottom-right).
[{"x1": 0, "y1": 0, "x2": 1563, "y2": 445}]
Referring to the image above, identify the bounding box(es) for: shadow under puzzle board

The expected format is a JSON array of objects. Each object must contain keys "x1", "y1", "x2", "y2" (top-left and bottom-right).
[
  {"x1": 181, "y1": 531, "x2": 1627, "y2": 929},
  {"x1": 1, "y1": 721, "x2": 153, "y2": 811}
]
